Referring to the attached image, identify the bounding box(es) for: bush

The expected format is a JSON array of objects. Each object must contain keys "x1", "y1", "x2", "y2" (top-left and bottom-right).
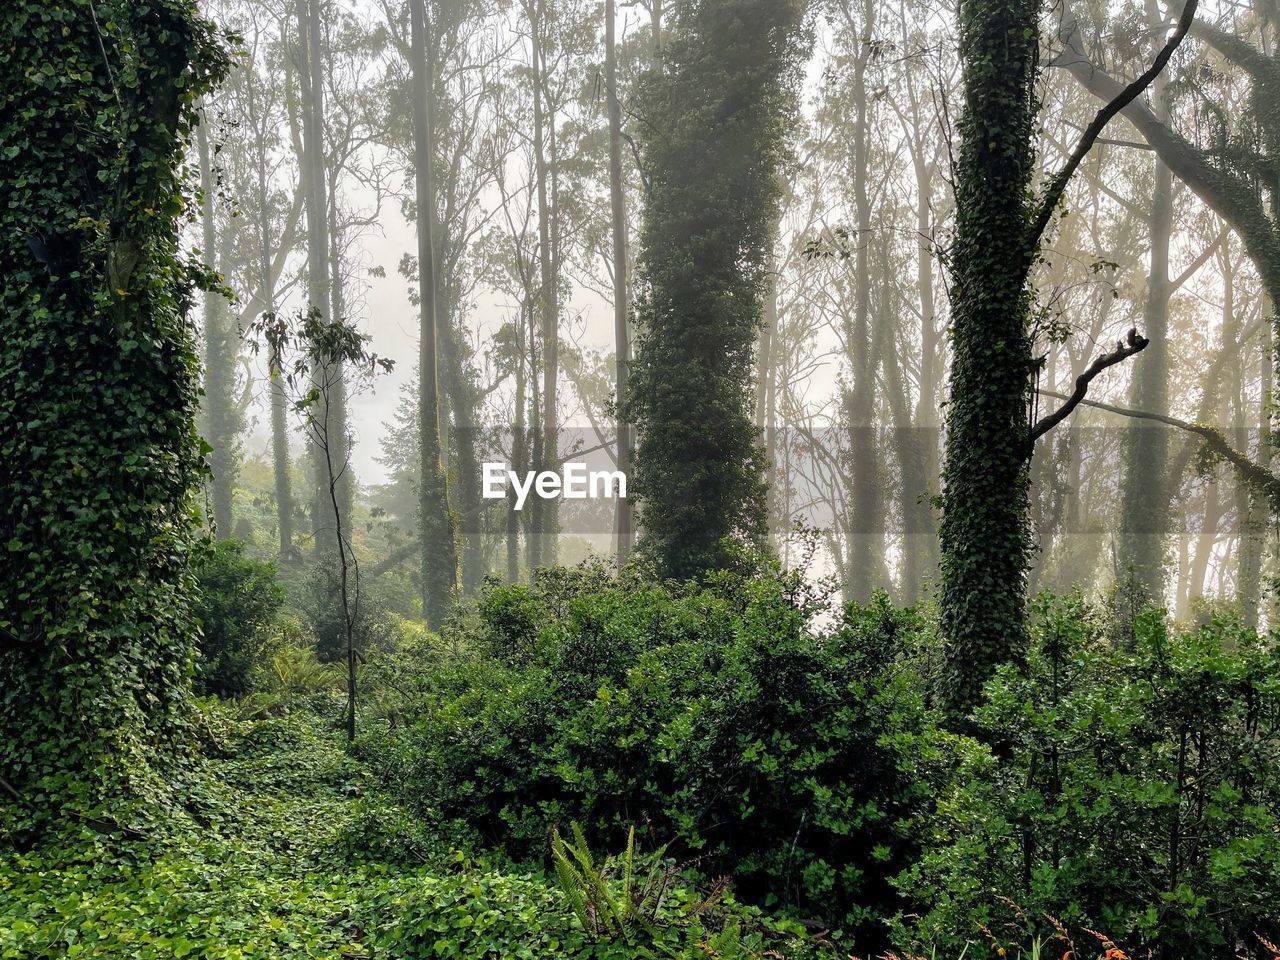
[
  {"x1": 898, "y1": 595, "x2": 1280, "y2": 959},
  {"x1": 366, "y1": 561, "x2": 948, "y2": 948},
  {"x1": 192, "y1": 539, "x2": 285, "y2": 697}
]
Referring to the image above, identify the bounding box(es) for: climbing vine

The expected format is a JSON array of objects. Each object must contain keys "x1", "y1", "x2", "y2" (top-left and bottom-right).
[
  {"x1": 937, "y1": 0, "x2": 1041, "y2": 724},
  {"x1": 628, "y1": 0, "x2": 810, "y2": 579},
  {"x1": 0, "y1": 0, "x2": 229, "y2": 833}
]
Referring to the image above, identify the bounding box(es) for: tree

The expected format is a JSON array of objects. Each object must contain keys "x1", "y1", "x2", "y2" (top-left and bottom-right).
[
  {"x1": 629, "y1": 0, "x2": 810, "y2": 579},
  {"x1": 605, "y1": 0, "x2": 634, "y2": 568},
  {"x1": 196, "y1": 116, "x2": 242, "y2": 539},
  {"x1": 250, "y1": 308, "x2": 393, "y2": 741},
  {"x1": 293, "y1": 0, "x2": 350, "y2": 554},
  {"x1": 527, "y1": 0, "x2": 561, "y2": 570},
  {"x1": 0, "y1": 0, "x2": 228, "y2": 826},
  {"x1": 939, "y1": 0, "x2": 1195, "y2": 722},
  {"x1": 409, "y1": 0, "x2": 459, "y2": 629}
]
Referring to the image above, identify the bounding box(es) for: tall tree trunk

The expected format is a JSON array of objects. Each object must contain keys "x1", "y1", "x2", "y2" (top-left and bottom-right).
[
  {"x1": 530, "y1": 0, "x2": 558, "y2": 571},
  {"x1": 197, "y1": 120, "x2": 236, "y2": 539},
  {"x1": 1240, "y1": 310, "x2": 1274, "y2": 628},
  {"x1": 410, "y1": 0, "x2": 458, "y2": 628},
  {"x1": 439, "y1": 318, "x2": 484, "y2": 591},
  {"x1": 250, "y1": 82, "x2": 294, "y2": 562},
  {"x1": 607, "y1": 0, "x2": 634, "y2": 569},
  {"x1": 939, "y1": 0, "x2": 1039, "y2": 724},
  {"x1": 845, "y1": 0, "x2": 879, "y2": 603},
  {"x1": 1116, "y1": 0, "x2": 1173, "y2": 607},
  {"x1": 878, "y1": 263, "x2": 930, "y2": 604},
  {"x1": 295, "y1": 0, "x2": 345, "y2": 553}
]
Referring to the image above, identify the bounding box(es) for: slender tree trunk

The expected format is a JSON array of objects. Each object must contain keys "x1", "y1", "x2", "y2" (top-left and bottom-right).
[
  {"x1": 607, "y1": 0, "x2": 634, "y2": 569},
  {"x1": 756, "y1": 263, "x2": 779, "y2": 544},
  {"x1": 509, "y1": 311, "x2": 529, "y2": 582},
  {"x1": 527, "y1": 325, "x2": 543, "y2": 574},
  {"x1": 846, "y1": 0, "x2": 878, "y2": 603},
  {"x1": 1189, "y1": 480, "x2": 1224, "y2": 611},
  {"x1": 530, "y1": 0, "x2": 558, "y2": 570},
  {"x1": 197, "y1": 120, "x2": 236, "y2": 539},
  {"x1": 410, "y1": 0, "x2": 458, "y2": 628}
]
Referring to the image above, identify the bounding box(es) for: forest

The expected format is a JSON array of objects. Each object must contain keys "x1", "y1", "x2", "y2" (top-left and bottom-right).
[{"x1": 4, "y1": 0, "x2": 1280, "y2": 956}]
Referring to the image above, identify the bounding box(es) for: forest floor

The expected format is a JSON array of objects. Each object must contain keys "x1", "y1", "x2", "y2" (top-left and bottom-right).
[
  {"x1": 0, "y1": 708, "x2": 820, "y2": 960},
  {"x1": 1, "y1": 710, "x2": 409, "y2": 958}
]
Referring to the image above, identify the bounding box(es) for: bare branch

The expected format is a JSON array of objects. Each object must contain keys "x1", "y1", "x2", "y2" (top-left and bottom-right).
[
  {"x1": 1028, "y1": 0, "x2": 1199, "y2": 256},
  {"x1": 1029, "y1": 327, "x2": 1149, "y2": 448},
  {"x1": 1039, "y1": 389, "x2": 1280, "y2": 512}
]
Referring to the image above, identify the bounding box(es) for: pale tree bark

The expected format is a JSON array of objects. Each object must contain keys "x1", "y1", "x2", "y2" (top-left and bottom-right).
[
  {"x1": 1116, "y1": 0, "x2": 1175, "y2": 609},
  {"x1": 197, "y1": 119, "x2": 237, "y2": 540},
  {"x1": 410, "y1": 0, "x2": 459, "y2": 629},
  {"x1": 606, "y1": 0, "x2": 634, "y2": 568},
  {"x1": 528, "y1": 0, "x2": 559, "y2": 571},
  {"x1": 294, "y1": 0, "x2": 348, "y2": 552}
]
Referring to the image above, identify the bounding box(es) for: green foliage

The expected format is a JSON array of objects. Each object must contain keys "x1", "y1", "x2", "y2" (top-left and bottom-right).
[
  {"x1": 899, "y1": 596, "x2": 1280, "y2": 959},
  {"x1": 551, "y1": 823, "x2": 673, "y2": 939},
  {"x1": 265, "y1": 641, "x2": 344, "y2": 698},
  {"x1": 628, "y1": 0, "x2": 810, "y2": 578},
  {"x1": 0, "y1": 709, "x2": 827, "y2": 960},
  {"x1": 0, "y1": 0, "x2": 231, "y2": 833},
  {"x1": 365, "y1": 563, "x2": 946, "y2": 947},
  {"x1": 298, "y1": 561, "x2": 397, "y2": 663},
  {"x1": 191, "y1": 539, "x2": 284, "y2": 697}
]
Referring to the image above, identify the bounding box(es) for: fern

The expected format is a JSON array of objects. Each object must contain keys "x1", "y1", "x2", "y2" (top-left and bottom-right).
[{"x1": 549, "y1": 823, "x2": 673, "y2": 940}]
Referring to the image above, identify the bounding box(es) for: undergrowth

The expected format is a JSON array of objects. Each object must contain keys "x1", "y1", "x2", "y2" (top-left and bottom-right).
[{"x1": 0, "y1": 707, "x2": 831, "y2": 959}]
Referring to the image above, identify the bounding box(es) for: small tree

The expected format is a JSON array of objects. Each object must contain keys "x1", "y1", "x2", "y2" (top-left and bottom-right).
[{"x1": 249, "y1": 308, "x2": 393, "y2": 740}]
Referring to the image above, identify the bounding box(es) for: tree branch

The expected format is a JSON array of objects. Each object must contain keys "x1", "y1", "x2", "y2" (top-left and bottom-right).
[
  {"x1": 1039, "y1": 388, "x2": 1280, "y2": 511},
  {"x1": 1030, "y1": 327, "x2": 1149, "y2": 448},
  {"x1": 1029, "y1": 0, "x2": 1199, "y2": 255}
]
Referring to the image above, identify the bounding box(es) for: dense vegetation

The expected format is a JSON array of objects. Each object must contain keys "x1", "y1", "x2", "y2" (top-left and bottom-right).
[
  {"x1": 6, "y1": 0, "x2": 1280, "y2": 957},
  {"x1": 9, "y1": 554, "x2": 1280, "y2": 957}
]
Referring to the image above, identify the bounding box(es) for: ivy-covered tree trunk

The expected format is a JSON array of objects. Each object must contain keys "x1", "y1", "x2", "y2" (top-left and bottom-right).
[
  {"x1": 629, "y1": 0, "x2": 809, "y2": 579},
  {"x1": 0, "y1": 0, "x2": 226, "y2": 826},
  {"x1": 938, "y1": 0, "x2": 1039, "y2": 722}
]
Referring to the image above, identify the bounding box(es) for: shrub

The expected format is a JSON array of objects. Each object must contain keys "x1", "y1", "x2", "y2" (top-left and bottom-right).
[
  {"x1": 374, "y1": 855, "x2": 831, "y2": 960},
  {"x1": 897, "y1": 595, "x2": 1280, "y2": 959},
  {"x1": 368, "y1": 562, "x2": 949, "y2": 947},
  {"x1": 192, "y1": 539, "x2": 285, "y2": 698}
]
